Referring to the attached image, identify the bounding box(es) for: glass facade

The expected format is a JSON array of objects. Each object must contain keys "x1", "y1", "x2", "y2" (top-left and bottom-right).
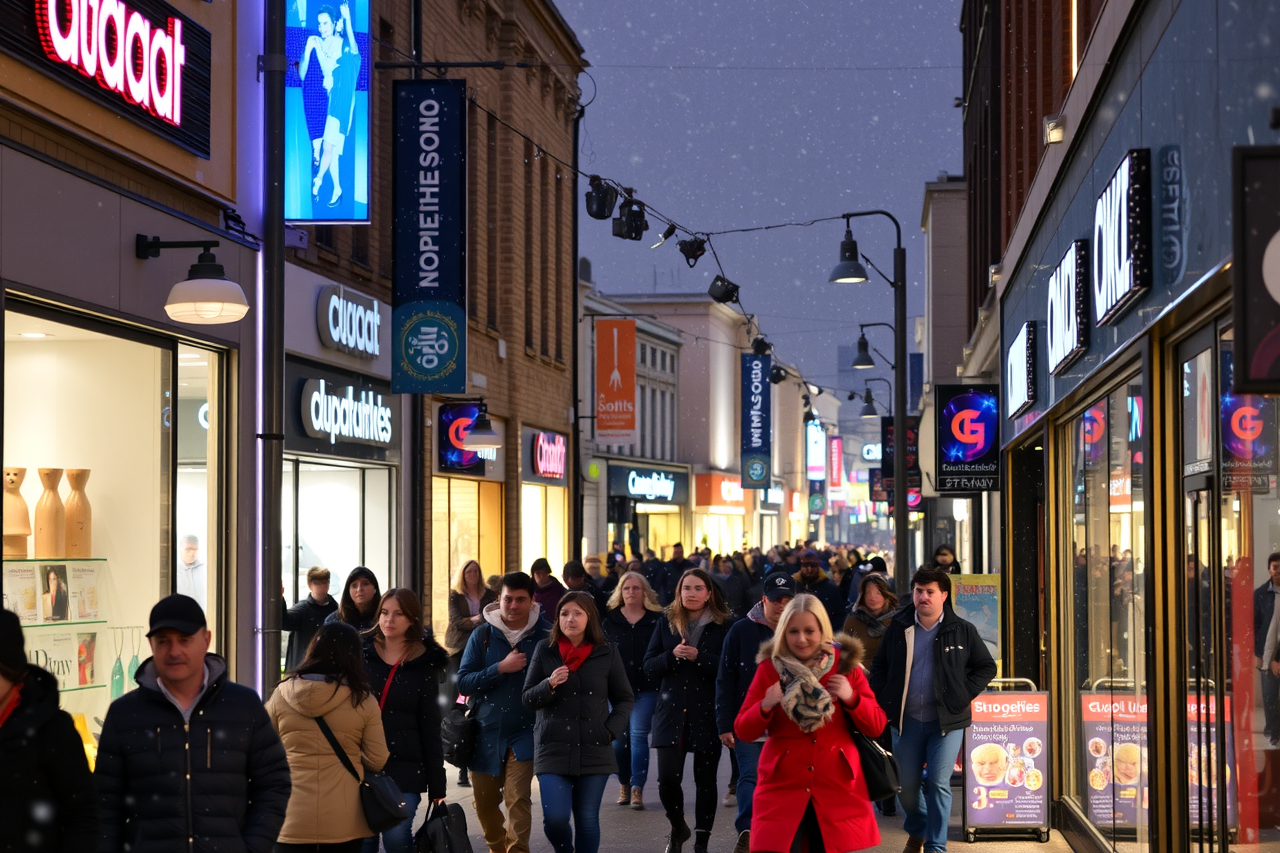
[{"x1": 431, "y1": 477, "x2": 503, "y2": 638}]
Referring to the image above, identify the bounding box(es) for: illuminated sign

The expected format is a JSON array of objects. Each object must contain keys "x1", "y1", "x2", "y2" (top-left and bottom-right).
[
  {"x1": 438, "y1": 402, "x2": 496, "y2": 475},
  {"x1": 317, "y1": 285, "x2": 380, "y2": 358},
  {"x1": 1221, "y1": 349, "x2": 1276, "y2": 491},
  {"x1": 1047, "y1": 240, "x2": 1089, "y2": 374},
  {"x1": 862, "y1": 443, "x2": 882, "y2": 462},
  {"x1": 301, "y1": 378, "x2": 393, "y2": 447},
  {"x1": 1093, "y1": 150, "x2": 1152, "y2": 325},
  {"x1": 805, "y1": 420, "x2": 826, "y2": 480},
  {"x1": 828, "y1": 438, "x2": 843, "y2": 488},
  {"x1": 694, "y1": 473, "x2": 745, "y2": 513},
  {"x1": 1006, "y1": 322, "x2": 1035, "y2": 418},
  {"x1": 532, "y1": 431, "x2": 566, "y2": 480},
  {"x1": 936, "y1": 384, "x2": 999, "y2": 492}
]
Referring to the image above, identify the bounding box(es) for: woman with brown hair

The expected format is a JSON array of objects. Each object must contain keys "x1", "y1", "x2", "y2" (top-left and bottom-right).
[
  {"x1": 843, "y1": 573, "x2": 899, "y2": 662},
  {"x1": 446, "y1": 559, "x2": 496, "y2": 787},
  {"x1": 643, "y1": 568, "x2": 732, "y2": 853},
  {"x1": 361, "y1": 588, "x2": 449, "y2": 853}
]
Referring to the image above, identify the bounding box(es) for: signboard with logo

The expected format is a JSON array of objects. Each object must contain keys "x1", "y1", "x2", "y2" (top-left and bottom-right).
[
  {"x1": 862, "y1": 442, "x2": 882, "y2": 462},
  {"x1": 805, "y1": 420, "x2": 826, "y2": 480},
  {"x1": 285, "y1": 359, "x2": 398, "y2": 461},
  {"x1": 828, "y1": 438, "x2": 843, "y2": 489},
  {"x1": 284, "y1": 0, "x2": 370, "y2": 220},
  {"x1": 936, "y1": 384, "x2": 1000, "y2": 492},
  {"x1": 392, "y1": 79, "x2": 467, "y2": 393},
  {"x1": 436, "y1": 401, "x2": 501, "y2": 476},
  {"x1": 318, "y1": 285, "x2": 380, "y2": 358},
  {"x1": 1047, "y1": 241, "x2": 1089, "y2": 374},
  {"x1": 0, "y1": 0, "x2": 213, "y2": 156},
  {"x1": 694, "y1": 473, "x2": 745, "y2": 514},
  {"x1": 964, "y1": 693, "x2": 1050, "y2": 832},
  {"x1": 1219, "y1": 349, "x2": 1276, "y2": 491},
  {"x1": 1232, "y1": 146, "x2": 1280, "y2": 393},
  {"x1": 1093, "y1": 149, "x2": 1152, "y2": 326},
  {"x1": 1006, "y1": 323, "x2": 1035, "y2": 418},
  {"x1": 880, "y1": 416, "x2": 921, "y2": 492},
  {"x1": 521, "y1": 428, "x2": 568, "y2": 486},
  {"x1": 807, "y1": 479, "x2": 826, "y2": 516},
  {"x1": 740, "y1": 353, "x2": 772, "y2": 488},
  {"x1": 596, "y1": 320, "x2": 637, "y2": 444},
  {"x1": 606, "y1": 465, "x2": 689, "y2": 505}
]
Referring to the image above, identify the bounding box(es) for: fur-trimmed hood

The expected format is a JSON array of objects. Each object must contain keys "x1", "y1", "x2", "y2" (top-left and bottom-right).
[{"x1": 756, "y1": 631, "x2": 864, "y2": 675}]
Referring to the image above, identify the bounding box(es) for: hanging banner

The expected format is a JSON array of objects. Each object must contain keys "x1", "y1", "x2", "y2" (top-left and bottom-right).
[
  {"x1": 1233, "y1": 145, "x2": 1280, "y2": 392},
  {"x1": 828, "y1": 437, "x2": 843, "y2": 489},
  {"x1": 284, "y1": 0, "x2": 370, "y2": 221},
  {"x1": 740, "y1": 353, "x2": 772, "y2": 488},
  {"x1": 391, "y1": 78, "x2": 467, "y2": 393},
  {"x1": 964, "y1": 693, "x2": 1050, "y2": 831},
  {"x1": 806, "y1": 420, "x2": 826, "y2": 480},
  {"x1": 881, "y1": 416, "x2": 921, "y2": 492},
  {"x1": 937, "y1": 384, "x2": 1000, "y2": 492},
  {"x1": 596, "y1": 319, "x2": 637, "y2": 444}
]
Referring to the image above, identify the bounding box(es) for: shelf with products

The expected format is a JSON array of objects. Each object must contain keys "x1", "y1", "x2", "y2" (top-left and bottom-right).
[
  {"x1": 23, "y1": 619, "x2": 107, "y2": 629},
  {"x1": 3, "y1": 558, "x2": 108, "y2": 562}
]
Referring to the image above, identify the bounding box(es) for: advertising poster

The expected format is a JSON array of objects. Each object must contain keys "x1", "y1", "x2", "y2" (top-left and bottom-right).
[
  {"x1": 952, "y1": 575, "x2": 1000, "y2": 662},
  {"x1": 880, "y1": 416, "x2": 921, "y2": 492},
  {"x1": 1080, "y1": 694, "x2": 1149, "y2": 828},
  {"x1": 936, "y1": 384, "x2": 1000, "y2": 492},
  {"x1": 41, "y1": 564, "x2": 69, "y2": 623},
  {"x1": 965, "y1": 693, "x2": 1050, "y2": 829},
  {"x1": 392, "y1": 79, "x2": 467, "y2": 393},
  {"x1": 806, "y1": 420, "x2": 826, "y2": 480},
  {"x1": 1219, "y1": 349, "x2": 1276, "y2": 492},
  {"x1": 3, "y1": 563, "x2": 39, "y2": 624},
  {"x1": 1187, "y1": 696, "x2": 1239, "y2": 830},
  {"x1": 740, "y1": 353, "x2": 771, "y2": 488},
  {"x1": 437, "y1": 402, "x2": 494, "y2": 476},
  {"x1": 284, "y1": 0, "x2": 370, "y2": 221},
  {"x1": 77, "y1": 633, "x2": 97, "y2": 687},
  {"x1": 597, "y1": 320, "x2": 638, "y2": 444},
  {"x1": 70, "y1": 564, "x2": 100, "y2": 622},
  {"x1": 26, "y1": 631, "x2": 78, "y2": 691},
  {"x1": 829, "y1": 438, "x2": 843, "y2": 488}
]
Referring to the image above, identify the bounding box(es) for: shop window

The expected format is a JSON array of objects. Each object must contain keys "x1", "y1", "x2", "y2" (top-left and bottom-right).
[
  {"x1": 521, "y1": 483, "x2": 567, "y2": 579},
  {"x1": 315, "y1": 225, "x2": 335, "y2": 250},
  {"x1": 431, "y1": 478, "x2": 503, "y2": 640},
  {"x1": 350, "y1": 225, "x2": 369, "y2": 266}
]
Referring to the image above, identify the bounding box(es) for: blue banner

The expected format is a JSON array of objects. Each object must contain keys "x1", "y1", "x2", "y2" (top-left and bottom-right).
[
  {"x1": 740, "y1": 353, "x2": 771, "y2": 488},
  {"x1": 391, "y1": 79, "x2": 467, "y2": 393}
]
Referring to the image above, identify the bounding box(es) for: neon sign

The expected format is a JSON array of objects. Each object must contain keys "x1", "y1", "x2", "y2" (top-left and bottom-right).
[{"x1": 533, "y1": 432, "x2": 567, "y2": 480}]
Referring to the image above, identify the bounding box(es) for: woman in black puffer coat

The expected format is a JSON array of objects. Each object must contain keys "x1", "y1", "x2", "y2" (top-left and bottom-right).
[{"x1": 362, "y1": 589, "x2": 449, "y2": 853}]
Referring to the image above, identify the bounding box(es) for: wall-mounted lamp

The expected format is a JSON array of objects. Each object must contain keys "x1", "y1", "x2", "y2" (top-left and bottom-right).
[
  {"x1": 1043, "y1": 114, "x2": 1067, "y2": 145},
  {"x1": 137, "y1": 234, "x2": 249, "y2": 325},
  {"x1": 462, "y1": 401, "x2": 502, "y2": 451}
]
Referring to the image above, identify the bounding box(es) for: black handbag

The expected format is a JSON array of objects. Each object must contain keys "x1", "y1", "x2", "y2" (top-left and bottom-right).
[
  {"x1": 315, "y1": 715, "x2": 413, "y2": 833},
  {"x1": 416, "y1": 801, "x2": 473, "y2": 853},
  {"x1": 851, "y1": 725, "x2": 901, "y2": 802},
  {"x1": 442, "y1": 625, "x2": 489, "y2": 768}
]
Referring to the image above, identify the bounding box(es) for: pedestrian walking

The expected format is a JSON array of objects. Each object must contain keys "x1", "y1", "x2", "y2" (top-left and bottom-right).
[
  {"x1": 926, "y1": 545, "x2": 960, "y2": 574},
  {"x1": 458, "y1": 572, "x2": 549, "y2": 853},
  {"x1": 282, "y1": 566, "x2": 339, "y2": 672},
  {"x1": 792, "y1": 550, "x2": 845, "y2": 629},
  {"x1": 639, "y1": 550, "x2": 670, "y2": 603},
  {"x1": 715, "y1": 572, "x2": 794, "y2": 853},
  {"x1": 644, "y1": 567, "x2": 731, "y2": 853},
  {"x1": 602, "y1": 570, "x2": 663, "y2": 810},
  {"x1": 531, "y1": 558, "x2": 567, "y2": 615},
  {"x1": 843, "y1": 572, "x2": 900, "y2": 817},
  {"x1": 563, "y1": 560, "x2": 609, "y2": 615},
  {"x1": 447, "y1": 559, "x2": 498, "y2": 788},
  {"x1": 868, "y1": 568, "x2": 997, "y2": 853},
  {"x1": 266, "y1": 621, "x2": 390, "y2": 852},
  {"x1": 522, "y1": 591, "x2": 635, "y2": 853},
  {"x1": 361, "y1": 589, "x2": 448, "y2": 853},
  {"x1": 0, "y1": 607, "x2": 99, "y2": 852},
  {"x1": 1254, "y1": 552, "x2": 1280, "y2": 746},
  {"x1": 324, "y1": 566, "x2": 382, "y2": 633},
  {"x1": 95, "y1": 594, "x2": 291, "y2": 853},
  {"x1": 661, "y1": 543, "x2": 697, "y2": 606},
  {"x1": 734, "y1": 594, "x2": 887, "y2": 853},
  {"x1": 710, "y1": 554, "x2": 752, "y2": 620}
]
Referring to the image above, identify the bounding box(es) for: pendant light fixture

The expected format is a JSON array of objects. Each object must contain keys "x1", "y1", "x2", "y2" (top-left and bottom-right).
[{"x1": 137, "y1": 234, "x2": 249, "y2": 325}]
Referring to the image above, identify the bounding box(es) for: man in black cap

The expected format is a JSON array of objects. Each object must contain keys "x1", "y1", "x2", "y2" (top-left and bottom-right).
[
  {"x1": 95, "y1": 594, "x2": 291, "y2": 853},
  {"x1": 793, "y1": 549, "x2": 845, "y2": 628},
  {"x1": 715, "y1": 572, "x2": 795, "y2": 853}
]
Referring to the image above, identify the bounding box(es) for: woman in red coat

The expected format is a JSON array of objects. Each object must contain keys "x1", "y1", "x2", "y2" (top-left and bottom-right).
[{"x1": 734, "y1": 593, "x2": 886, "y2": 853}]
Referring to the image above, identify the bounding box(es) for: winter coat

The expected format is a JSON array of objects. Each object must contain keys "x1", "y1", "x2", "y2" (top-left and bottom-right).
[
  {"x1": 715, "y1": 602, "x2": 774, "y2": 735},
  {"x1": 711, "y1": 571, "x2": 753, "y2": 620},
  {"x1": 867, "y1": 604, "x2": 997, "y2": 735},
  {"x1": 265, "y1": 676, "x2": 389, "y2": 843},
  {"x1": 0, "y1": 665, "x2": 99, "y2": 852},
  {"x1": 601, "y1": 608, "x2": 661, "y2": 693},
  {"x1": 1254, "y1": 581, "x2": 1280, "y2": 660},
  {"x1": 638, "y1": 560, "x2": 669, "y2": 603},
  {"x1": 94, "y1": 654, "x2": 291, "y2": 853},
  {"x1": 281, "y1": 595, "x2": 339, "y2": 672},
  {"x1": 457, "y1": 606, "x2": 551, "y2": 776},
  {"x1": 792, "y1": 569, "x2": 846, "y2": 629},
  {"x1": 534, "y1": 578, "x2": 567, "y2": 615},
  {"x1": 363, "y1": 635, "x2": 449, "y2": 799},
  {"x1": 734, "y1": 634, "x2": 886, "y2": 853},
  {"x1": 521, "y1": 640, "x2": 635, "y2": 776},
  {"x1": 643, "y1": 614, "x2": 729, "y2": 752},
  {"x1": 843, "y1": 605, "x2": 895, "y2": 662},
  {"x1": 446, "y1": 589, "x2": 497, "y2": 656},
  {"x1": 324, "y1": 606, "x2": 377, "y2": 634}
]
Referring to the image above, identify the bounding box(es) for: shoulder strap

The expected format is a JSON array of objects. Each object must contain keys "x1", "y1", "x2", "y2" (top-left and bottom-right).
[
  {"x1": 484, "y1": 623, "x2": 492, "y2": 652},
  {"x1": 315, "y1": 715, "x2": 360, "y2": 781}
]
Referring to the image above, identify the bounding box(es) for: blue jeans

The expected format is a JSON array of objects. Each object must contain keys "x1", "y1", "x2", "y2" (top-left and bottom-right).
[
  {"x1": 360, "y1": 792, "x2": 421, "y2": 853},
  {"x1": 892, "y1": 718, "x2": 964, "y2": 853},
  {"x1": 613, "y1": 690, "x2": 658, "y2": 790},
  {"x1": 537, "y1": 773, "x2": 609, "y2": 853},
  {"x1": 732, "y1": 740, "x2": 762, "y2": 834}
]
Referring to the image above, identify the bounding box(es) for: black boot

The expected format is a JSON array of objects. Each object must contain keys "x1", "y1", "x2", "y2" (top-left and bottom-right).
[
  {"x1": 664, "y1": 821, "x2": 691, "y2": 853},
  {"x1": 457, "y1": 766, "x2": 470, "y2": 788},
  {"x1": 693, "y1": 828, "x2": 711, "y2": 853}
]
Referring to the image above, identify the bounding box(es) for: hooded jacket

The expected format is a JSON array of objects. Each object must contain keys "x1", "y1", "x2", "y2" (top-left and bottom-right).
[
  {"x1": 715, "y1": 601, "x2": 775, "y2": 735},
  {"x1": 734, "y1": 633, "x2": 886, "y2": 853},
  {"x1": 265, "y1": 677, "x2": 389, "y2": 843},
  {"x1": 792, "y1": 567, "x2": 846, "y2": 629},
  {"x1": 281, "y1": 594, "x2": 339, "y2": 672},
  {"x1": 363, "y1": 633, "x2": 449, "y2": 799},
  {"x1": 324, "y1": 567, "x2": 381, "y2": 634},
  {"x1": 94, "y1": 653, "x2": 291, "y2": 853},
  {"x1": 0, "y1": 665, "x2": 99, "y2": 852},
  {"x1": 457, "y1": 602, "x2": 551, "y2": 776},
  {"x1": 867, "y1": 603, "x2": 997, "y2": 734}
]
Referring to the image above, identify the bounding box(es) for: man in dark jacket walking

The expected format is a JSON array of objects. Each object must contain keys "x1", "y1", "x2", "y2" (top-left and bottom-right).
[
  {"x1": 459, "y1": 572, "x2": 552, "y2": 853},
  {"x1": 869, "y1": 568, "x2": 996, "y2": 853},
  {"x1": 661, "y1": 543, "x2": 696, "y2": 606},
  {"x1": 1254, "y1": 552, "x2": 1280, "y2": 745},
  {"x1": 95, "y1": 594, "x2": 291, "y2": 853},
  {"x1": 792, "y1": 550, "x2": 845, "y2": 628},
  {"x1": 280, "y1": 566, "x2": 338, "y2": 672},
  {"x1": 715, "y1": 573, "x2": 793, "y2": 853},
  {"x1": 639, "y1": 550, "x2": 669, "y2": 600}
]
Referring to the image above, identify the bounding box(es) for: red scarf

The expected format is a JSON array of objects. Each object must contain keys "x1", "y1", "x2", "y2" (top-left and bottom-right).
[
  {"x1": 0, "y1": 682, "x2": 23, "y2": 729},
  {"x1": 557, "y1": 637, "x2": 593, "y2": 672}
]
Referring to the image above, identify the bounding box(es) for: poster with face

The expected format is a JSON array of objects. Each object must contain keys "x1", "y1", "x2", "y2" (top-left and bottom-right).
[
  {"x1": 965, "y1": 693, "x2": 1050, "y2": 829},
  {"x1": 1080, "y1": 694, "x2": 1149, "y2": 828}
]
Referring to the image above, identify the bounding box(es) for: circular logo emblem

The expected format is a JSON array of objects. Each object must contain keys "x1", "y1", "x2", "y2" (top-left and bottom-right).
[
  {"x1": 395, "y1": 304, "x2": 463, "y2": 387},
  {"x1": 746, "y1": 458, "x2": 767, "y2": 483}
]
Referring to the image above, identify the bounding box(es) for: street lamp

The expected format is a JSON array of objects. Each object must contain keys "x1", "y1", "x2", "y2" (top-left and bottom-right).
[
  {"x1": 860, "y1": 377, "x2": 892, "y2": 419},
  {"x1": 852, "y1": 322, "x2": 894, "y2": 370},
  {"x1": 828, "y1": 210, "x2": 910, "y2": 592}
]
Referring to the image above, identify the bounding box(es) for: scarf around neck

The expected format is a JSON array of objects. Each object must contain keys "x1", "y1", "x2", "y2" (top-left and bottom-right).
[
  {"x1": 557, "y1": 637, "x2": 593, "y2": 672},
  {"x1": 852, "y1": 606, "x2": 890, "y2": 639},
  {"x1": 773, "y1": 646, "x2": 835, "y2": 733},
  {"x1": 684, "y1": 610, "x2": 713, "y2": 648}
]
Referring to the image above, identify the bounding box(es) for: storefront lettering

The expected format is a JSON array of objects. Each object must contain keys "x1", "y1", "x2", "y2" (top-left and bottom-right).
[
  {"x1": 1093, "y1": 150, "x2": 1151, "y2": 325},
  {"x1": 765, "y1": 486, "x2": 784, "y2": 505},
  {"x1": 862, "y1": 443, "x2": 882, "y2": 461},
  {"x1": 1006, "y1": 323, "x2": 1035, "y2": 417},
  {"x1": 627, "y1": 470, "x2": 675, "y2": 501},
  {"x1": 39, "y1": 0, "x2": 187, "y2": 125},
  {"x1": 303, "y1": 378, "x2": 394, "y2": 447},
  {"x1": 1047, "y1": 240, "x2": 1088, "y2": 374},
  {"x1": 533, "y1": 432, "x2": 566, "y2": 479},
  {"x1": 318, "y1": 286, "x2": 380, "y2": 358},
  {"x1": 1159, "y1": 145, "x2": 1188, "y2": 287},
  {"x1": 719, "y1": 478, "x2": 743, "y2": 503}
]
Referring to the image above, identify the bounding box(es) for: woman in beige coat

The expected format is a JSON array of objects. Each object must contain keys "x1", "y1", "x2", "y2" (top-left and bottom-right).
[{"x1": 267, "y1": 621, "x2": 390, "y2": 852}]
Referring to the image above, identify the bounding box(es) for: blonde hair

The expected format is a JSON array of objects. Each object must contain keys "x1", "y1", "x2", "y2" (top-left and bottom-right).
[
  {"x1": 772, "y1": 593, "x2": 834, "y2": 658},
  {"x1": 606, "y1": 571, "x2": 663, "y2": 612},
  {"x1": 451, "y1": 560, "x2": 484, "y2": 595}
]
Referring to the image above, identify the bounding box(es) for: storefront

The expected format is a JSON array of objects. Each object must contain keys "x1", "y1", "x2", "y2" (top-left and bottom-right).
[
  {"x1": 996, "y1": 3, "x2": 1280, "y2": 850},
  {"x1": 694, "y1": 472, "x2": 747, "y2": 555},
  {"x1": 604, "y1": 461, "x2": 690, "y2": 562},
  {"x1": 520, "y1": 427, "x2": 569, "y2": 573},
  {"x1": 757, "y1": 485, "x2": 784, "y2": 550}
]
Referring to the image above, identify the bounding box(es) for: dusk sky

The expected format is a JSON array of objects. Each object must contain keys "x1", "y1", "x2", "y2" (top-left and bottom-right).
[{"x1": 559, "y1": 1, "x2": 964, "y2": 398}]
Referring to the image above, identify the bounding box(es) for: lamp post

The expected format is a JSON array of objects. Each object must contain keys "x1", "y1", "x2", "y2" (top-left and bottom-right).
[
  {"x1": 859, "y1": 377, "x2": 893, "y2": 419},
  {"x1": 829, "y1": 210, "x2": 910, "y2": 593}
]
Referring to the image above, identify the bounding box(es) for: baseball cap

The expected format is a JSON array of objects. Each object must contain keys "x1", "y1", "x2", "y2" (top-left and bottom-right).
[
  {"x1": 763, "y1": 573, "x2": 796, "y2": 601},
  {"x1": 147, "y1": 594, "x2": 207, "y2": 637}
]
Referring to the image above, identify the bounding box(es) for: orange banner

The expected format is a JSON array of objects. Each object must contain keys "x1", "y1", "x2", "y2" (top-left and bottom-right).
[{"x1": 596, "y1": 319, "x2": 636, "y2": 442}]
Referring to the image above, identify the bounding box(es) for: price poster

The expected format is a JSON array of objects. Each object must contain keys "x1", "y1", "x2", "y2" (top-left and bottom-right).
[
  {"x1": 965, "y1": 692, "x2": 1050, "y2": 829},
  {"x1": 3, "y1": 563, "x2": 39, "y2": 624}
]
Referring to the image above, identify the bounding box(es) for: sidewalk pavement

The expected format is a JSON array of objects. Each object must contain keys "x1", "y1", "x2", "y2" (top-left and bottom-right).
[{"x1": 413, "y1": 755, "x2": 1076, "y2": 853}]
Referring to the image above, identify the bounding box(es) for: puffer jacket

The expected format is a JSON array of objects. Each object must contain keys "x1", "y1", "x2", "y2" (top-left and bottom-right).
[
  {"x1": 363, "y1": 635, "x2": 449, "y2": 799},
  {"x1": 266, "y1": 676, "x2": 389, "y2": 844},
  {"x1": 521, "y1": 640, "x2": 635, "y2": 776},
  {"x1": 94, "y1": 654, "x2": 291, "y2": 853},
  {"x1": 643, "y1": 615, "x2": 729, "y2": 752},
  {"x1": 0, "y1": 665, "x2": 99, "y2": 852}
]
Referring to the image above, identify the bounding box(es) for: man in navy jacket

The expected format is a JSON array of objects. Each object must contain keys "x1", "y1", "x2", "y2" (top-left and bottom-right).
[{"x1": 1253, "y1": 552, "x2": 1280, "y2": 745}]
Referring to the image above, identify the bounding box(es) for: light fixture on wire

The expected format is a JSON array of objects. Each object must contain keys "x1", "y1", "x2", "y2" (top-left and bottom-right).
[
  {"x1": 860, "y1": 389, "x2": 879, "y2": 419},
  {"x1": 769, "y1": 365, "x2": 788, "y2": 384},
  {"x1": 651, "y1": 223, "x2": 677, "y2": 249},
  {"x1": 852, "y1": 332, "x2": 875, "y2": 368},
  {"x1": 708, "y1": 275, "x2": 739, "y2": 304},
  {"x1": 462, "y1": 402, "x2": 502, "y2": 451},
  {"x1": 678, "y1": 237, "x2": 706, "y2": 267},
  {"x1": 752, "y1": 336, "x2": 772, "y2": 356},
  {"x1": 613, "y1": 196, "x2": 649, "y2": 241},
  {"x1": 828, "y1": 218, "x2": 869, "y2": 284},
  {"x1": 137, "y1": 234, "x2": 249, "y2": 325},
  {"x1": 585, "y1": 176, "x2": 618, "y2": 220}
]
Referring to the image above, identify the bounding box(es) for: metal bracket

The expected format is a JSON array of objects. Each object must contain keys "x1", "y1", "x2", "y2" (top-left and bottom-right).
[{"x1": 257, "y1": 54, "x2": 289, "y2": 82}]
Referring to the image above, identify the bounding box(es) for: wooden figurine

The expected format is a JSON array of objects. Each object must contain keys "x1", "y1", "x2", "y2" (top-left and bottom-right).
[
  {"x1": 34, "y1": 468, "x2": 66, "y2": 559},
  {"x1": 3, "y1": 467, "x2": 31, "y2": 558},
  {"x1": 65, "y1": 469, "x2": 91, "y2": 559}
]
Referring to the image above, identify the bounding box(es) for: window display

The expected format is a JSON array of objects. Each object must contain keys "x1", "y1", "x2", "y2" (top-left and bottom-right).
[{"x1": 431, "y1": 477, "x2": 503, "y2": 639}]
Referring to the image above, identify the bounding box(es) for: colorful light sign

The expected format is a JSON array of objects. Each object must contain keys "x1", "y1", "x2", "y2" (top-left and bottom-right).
[{"x1": 937, "y1": 384, "x2": 1000, "y2": 492}]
